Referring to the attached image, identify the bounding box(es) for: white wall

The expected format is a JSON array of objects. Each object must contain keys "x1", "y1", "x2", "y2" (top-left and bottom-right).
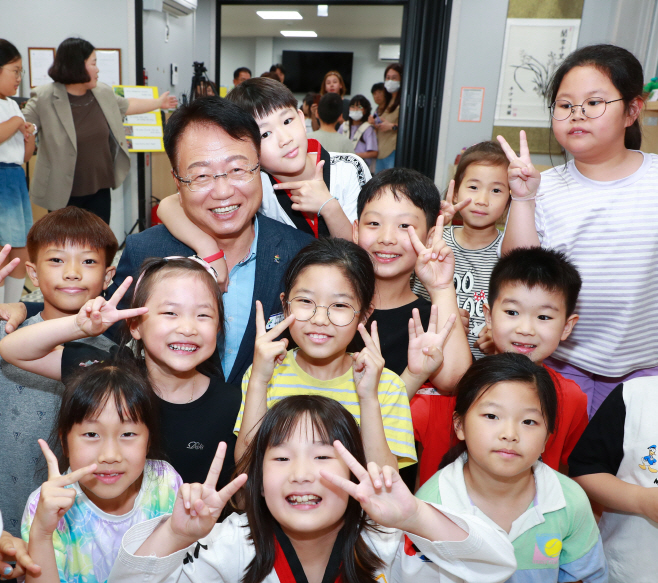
[
  {"x1": 143, "y1": 0, "x2": 214, "y2": 102},
  {"x1": 219, "y1": 36, "x2": 398, "y2": 104}
]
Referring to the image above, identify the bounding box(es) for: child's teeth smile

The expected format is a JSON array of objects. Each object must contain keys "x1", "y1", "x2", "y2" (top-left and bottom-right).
[
  {"x1": 286, "y1": 494, "x2": 322, "y2": 505},
  {"x1": 374, "y1": 252, "x2": 400, "y2": 260},
  {"x1": 168, "y1": 344, "x2": 198, "y2": 352}
]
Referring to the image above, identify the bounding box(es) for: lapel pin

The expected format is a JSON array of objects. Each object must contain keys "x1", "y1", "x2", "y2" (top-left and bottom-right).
[{"x1": 274, "y1": 254, "x2": 280, "y2": 263}]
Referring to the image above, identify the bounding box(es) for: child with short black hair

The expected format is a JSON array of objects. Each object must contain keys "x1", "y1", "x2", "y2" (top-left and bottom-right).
[
  {"x1": 0, "y1": 208, "x2": 117, "y2": 536},
  {"x1": 485, "y1": 248, "x2": 587, "y2": 471},
  {"x1": 227, "y1": 77, "x2": 370, "y2": 239},
  {"x1": 414, "y1": 247, "x2": 589, "y2": 486},
  {"x1": 309, "y1": 93, "x2": 354, "y2": 154},
  {"x1": 413, "y1": 140, "x2": 510, "y2": 359},
  {"x1": 352, "y1": 168, "x2": 469, "y2": 397}
]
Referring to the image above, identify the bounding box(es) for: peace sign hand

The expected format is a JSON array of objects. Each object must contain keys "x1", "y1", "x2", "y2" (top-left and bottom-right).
[
  {"x1": 31, "y1": 440, "x2": 97, "y2": 538},
  {"x1": 74, "y1": 277, "x2": 148, "y2": 337},
  {"x1": 439, "y1": 180, "x2": 471, "y2": 224},
  {"x1": 407, "y1": 307, "x2": 456, "y2": 380},
  {"x1": 169, "y1": 442, "x2": 248, "y2": 545},
  {"x1": 273, "y1": 161, "x2": 334, "y2": 215},
  {"x1": 320, "y1": 441, "x2": 420, "y2": 530},
  {"x1": 352, "y1": 321, "x2": 385, "y2": 400},
  {"x1": 497, "y1": 130, "x2": 540, "y2": 200},
  {"x1": 408, "y1": 215, "x2": 455, "y2": 294},
  {"x1": 251, "y1": 300, "x2": 295, "y2": 384}
]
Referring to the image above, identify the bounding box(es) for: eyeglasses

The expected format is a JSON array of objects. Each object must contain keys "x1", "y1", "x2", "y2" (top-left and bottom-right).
[
  {"x1": 1, "y1": 67, "x2": 25, "y2": 79},
  {"x1": 287, "y1": 297, "x2": 359, "y2": 327},
  {"x1": 173, "y1": 162, "x2": 260, "y2": 192},
  {"x1": 549, "y1": 97, "x2": 624, "y2": 121}
]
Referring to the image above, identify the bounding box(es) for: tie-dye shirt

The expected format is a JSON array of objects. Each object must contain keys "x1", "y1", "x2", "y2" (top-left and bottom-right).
[{"x1": 21, "y1": 460, "x2": 181, "y2": 583}]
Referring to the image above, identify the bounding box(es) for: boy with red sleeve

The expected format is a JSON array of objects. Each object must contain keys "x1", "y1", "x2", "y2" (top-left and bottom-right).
[{"x1": 416, "y1": 247, "x2": 588, "y2": 486}]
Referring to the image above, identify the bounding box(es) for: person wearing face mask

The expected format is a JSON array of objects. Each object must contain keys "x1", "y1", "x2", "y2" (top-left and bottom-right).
[
  {"x1": 368, "y1": 63, "x2": 402, "y2": 173},
  {"x1": 339, "y1": 94, "x2": 378, "y2": 173},
  {"x1": 22, "y1": 37, "x2": 177, "y2": 223}
]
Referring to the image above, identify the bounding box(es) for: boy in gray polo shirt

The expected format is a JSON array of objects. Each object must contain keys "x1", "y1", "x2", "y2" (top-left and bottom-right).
[{"x1": 0, "y1": 208, "x2": 116, "y2": 536}]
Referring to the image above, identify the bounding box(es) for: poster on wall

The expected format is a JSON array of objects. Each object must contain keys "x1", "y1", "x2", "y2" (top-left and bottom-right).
[
  {"x1": 96, "y1": 49, "x2": 122, "y2": 87},
  {"x1": 494, "y1": 19, "x2": 580, "y2": 128},
  {"x1": 113, "y1": 85, "x2": 164, "y2": 152},
  {"x1": 28, "y1": 48, "x2": 55, "y2": 88}
]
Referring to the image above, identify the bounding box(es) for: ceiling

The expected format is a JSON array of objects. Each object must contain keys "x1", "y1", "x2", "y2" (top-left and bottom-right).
[{"x1": 221, "y1": 4, "x2": 404, "y2": 38}]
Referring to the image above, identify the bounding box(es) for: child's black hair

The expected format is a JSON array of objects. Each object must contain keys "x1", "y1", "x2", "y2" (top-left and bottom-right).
[
  {"x1": 54, "y1": 356, "x2": 162, "y2": 473},
  {"x1": 282, "y1": 238, "x2": 375, "y2": 321},
  {"x1": 547, "y1": 44, "x2": 644, "y2": 151},
  {"x1": 488, "y1": 247, "x2": 582, "y2": 318},
  {"x1": 440, "y1": 353, "x2": 557, "y2": 469},
  {"x1": 357, "y1": 168, "x2": 440, "y2": 232},
  {"x1": 225, "y1": 76, "x2": 298, "y2": 121},
  {"x1": 0, "y1": 39, "x2": 21, "y2": 68},
  {"x1": 317, "y1": 92, "x2": 344, "y2": 125},
  {"x1": 235, "y1": 395, "x2": 384, "y2": 583}
]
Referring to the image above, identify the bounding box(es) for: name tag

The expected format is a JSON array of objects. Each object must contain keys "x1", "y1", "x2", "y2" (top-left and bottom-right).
[{"x1": 266, "y1": 312, "x2": 284, "y2": 330}]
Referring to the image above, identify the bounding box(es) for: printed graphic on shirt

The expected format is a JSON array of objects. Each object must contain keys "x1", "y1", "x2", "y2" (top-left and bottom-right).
[
  {"x1": 639, "y1": 444, "x2": 658, "y2": 473},
  {"x1": 454, "y1": 270, "x2": 487, "y2": 341},
  {"x1": 403, "y1": 535, "x2": 433, "y2": 563},
  {"x1": 533, "y1": 534, "x2": 562, "y2": 564}
]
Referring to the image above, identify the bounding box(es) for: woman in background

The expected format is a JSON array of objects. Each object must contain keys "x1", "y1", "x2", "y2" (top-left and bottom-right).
[
  {"x1": 369, "y1": 63, "x2": 402, "y2": 172},
  {"x1": 23, "y1": 37, "x2": 177, "y2": 224}
]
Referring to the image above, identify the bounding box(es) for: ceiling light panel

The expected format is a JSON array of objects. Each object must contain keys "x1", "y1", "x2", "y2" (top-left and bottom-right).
[
  {"x1": 257, "y1": 11, "x2": 302, "y2": 20},
  {"x1": 280, "y1": 30, "x2": 317, "y2": 37}
]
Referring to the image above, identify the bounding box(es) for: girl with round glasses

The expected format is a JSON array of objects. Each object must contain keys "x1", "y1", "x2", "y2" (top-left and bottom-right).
[
  {"x1": 499, "y1": 43, "x2": 658, "y2": 419},
  {"x1": 234, "y1": 237, "x2": 448, "y2": 470}
]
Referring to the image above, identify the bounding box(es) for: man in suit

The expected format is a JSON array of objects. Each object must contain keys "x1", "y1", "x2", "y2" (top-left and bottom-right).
[{"x1": 110, "y1": 97, "x2": 312, "y2": 384}]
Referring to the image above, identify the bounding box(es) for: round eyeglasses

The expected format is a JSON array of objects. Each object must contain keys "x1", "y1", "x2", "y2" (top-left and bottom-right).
[
  {"x1": 549, "y1": 97, "x2": 624, "y2": 121},
  {"x1": 173, "y1": 162, "x2": 260, "y2": 192},
  {"x1": 1, "y1": 67, "x2": 25, "y2": 79},
  {"x1": 287, "y1": 297, "x2": 360, "y2": 327}
]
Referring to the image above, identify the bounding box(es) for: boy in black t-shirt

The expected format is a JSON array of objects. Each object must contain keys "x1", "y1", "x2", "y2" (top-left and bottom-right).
[{"x1": 351, "y1": 169, "x2": 472, "y2": 398}]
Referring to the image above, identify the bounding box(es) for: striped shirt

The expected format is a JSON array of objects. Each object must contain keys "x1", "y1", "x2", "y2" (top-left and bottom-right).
[
  {"x1": 413, "y1": 226, "x2": 502, "y2": 359},
  {"x1": 530, "y1": 152, "x2": 658, "y2": 376},
  {"x1": 234, "y1": 349, "x2": 417, "y2": 468}
]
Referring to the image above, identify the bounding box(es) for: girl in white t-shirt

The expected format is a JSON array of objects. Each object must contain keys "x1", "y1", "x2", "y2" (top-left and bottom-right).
[
  {"x1": 0, "y1": 40, "x2": 35, "y2": 303},
  {"x1": 499, "y1": 43, "x2": 658, "y2": 417}
]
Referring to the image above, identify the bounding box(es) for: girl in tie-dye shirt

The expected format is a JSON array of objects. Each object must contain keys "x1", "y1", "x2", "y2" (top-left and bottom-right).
[{"x1": 20, "y1": 358, "x2": 181, "y2": 583}]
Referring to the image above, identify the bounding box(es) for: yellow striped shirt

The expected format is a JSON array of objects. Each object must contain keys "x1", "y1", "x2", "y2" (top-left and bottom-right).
[{"x1": 234, "y1": 349, "x2": 417, "y2": 468}]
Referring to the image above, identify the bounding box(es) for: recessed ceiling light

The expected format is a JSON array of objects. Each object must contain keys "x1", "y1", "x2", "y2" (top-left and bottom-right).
[
  {"x1": 280, "y1": 31, "x2": 317, "y2": 37},
  {"x1": 257, "y1": 11, "x2": 302, "y2": 20},
  {"x1": 318, "y1": 5, "x2": 328, "y2": 17}
]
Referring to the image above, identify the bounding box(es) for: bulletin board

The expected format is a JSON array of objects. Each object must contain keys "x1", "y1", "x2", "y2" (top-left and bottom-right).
[
  {"x1": 96, "y1": 48, "x2": 122, "y2": 87},
  {"x1": 28, "y1": 47, "x2": 55, "y2": 88},
  {"x1": 113, "y1": 85, "x2": 164, "y2": 152}
]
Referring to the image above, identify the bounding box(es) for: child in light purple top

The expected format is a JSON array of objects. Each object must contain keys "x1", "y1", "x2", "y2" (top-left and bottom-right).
[{"x1": 339, "y1": 94, "x2": 378, "y2": 172}]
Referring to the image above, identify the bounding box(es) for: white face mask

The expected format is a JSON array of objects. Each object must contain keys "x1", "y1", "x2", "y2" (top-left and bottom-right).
[
  {"x1": 385, "y1": 79, "x2": 400, "y2": 93},
  {"x1": 349, "y1": 110, "x2": 363, "y2": 121}
]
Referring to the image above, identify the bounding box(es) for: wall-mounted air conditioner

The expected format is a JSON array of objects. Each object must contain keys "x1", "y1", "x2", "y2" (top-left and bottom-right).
[
  {"x1": 163, "y1": 0, "x2": 197, "y2": 16},
  {"x1": 378, "y1": 44, "x2": 400, "y2": 62},
  {"x1": 144, "y1": 0, "x2": 197, "y2": 16}
]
